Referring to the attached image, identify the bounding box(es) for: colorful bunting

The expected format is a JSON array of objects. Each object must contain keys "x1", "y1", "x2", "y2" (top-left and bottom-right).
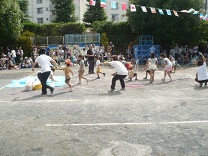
[
  {"x1": 203, "y1": 14, "x2": 208, "y2": 20},
  {"x1": 158, "y1": 9, "x2": 164, "y2": 15},
  {"x1": 166, "y1": 9, "x2": 171, "y2": 16},
  {"x1": 141, "y1": 6, "x2": 147, "y2": 12},
  {"x1": 111, "y1": 1, "x2": 117, "y2": 9},
  {"x1": 100, "y1": 0, "x2": 106, "y2": 8},
  {"x1": 173, "y1": 10, "x2": 179, "y2": 17},
  {"x1": 193, "y1": 11, "x2": 199, "y2": 14},
  {"x1": 150, "y1": 7, "x2": 156, "y2": 14},
  {"x1": 122, "y1": 3, "x2": 127, "y2": 10},
  {"x1": 90, "y1": 0, "x2": 96, "y2": 6},
  {"x1": 130, "y1": 4, "x2": 136, "y2": 12},
  {"x1": 187, "y1": 8, "x2": 195, "y2": 13},
  {"x1": 200, "y1": 14, "x2": 204, "y2": 19}
]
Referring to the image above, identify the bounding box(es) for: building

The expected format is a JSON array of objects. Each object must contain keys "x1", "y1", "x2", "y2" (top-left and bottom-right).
[{"x1": 27, "y1": 0, "x2": 128, "y2": 24}]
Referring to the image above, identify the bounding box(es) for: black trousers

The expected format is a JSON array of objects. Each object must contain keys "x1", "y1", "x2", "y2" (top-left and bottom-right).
[
  {"x1": 111, "y1": 74, "x2": 127, "y2": 90},
  {"x1": 38, "y1": 71, "x2": 53, "y2": 94},
  {"x1": 88, "y1": 60, "x2": 94, "y2": 73}
]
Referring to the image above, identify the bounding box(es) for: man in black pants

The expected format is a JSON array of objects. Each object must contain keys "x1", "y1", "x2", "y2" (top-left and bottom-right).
[
  {"x1": 87, "y1": 45, "x2": 95, "y2": 74},
  {"x1": 103, "y1": 55, "x2": 128, "y2": 91},
  {"x1": 32, "y1": 49, "x2": 57, "y2": 95}
]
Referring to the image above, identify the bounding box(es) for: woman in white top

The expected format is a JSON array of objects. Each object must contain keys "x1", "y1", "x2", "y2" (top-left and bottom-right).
[
  {"x1": 195, "y1": 52, "x2": 208, "y2": 87},
  {"x1": 160, "y1": 53, "x2": 172, "y2": 82},
  {"x1": 104, "y1": 55, "x2": 128, "y2": 91},
  {"x1": 148, "y1": 52, "x2": 158, "y2": 83},
  {"x1": 32, "y1": 49, "x2": 57, "y2": 95}
]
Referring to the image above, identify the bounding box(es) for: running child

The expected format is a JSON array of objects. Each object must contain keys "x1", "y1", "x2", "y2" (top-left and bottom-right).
[
  {"x1": 148, "y1": 52, "x2": 158, "y2": 83},
  {"x1": 142, "y1": 62, "x2": 150, "y2": 80},
  {"x1": 78, "y1": 55, "x2": 89, "y2": 84},
  {"x1": 128, "y1": 64, "x2": 138, "y2": 81},
  {"x1": 95, "y1": 56, "x2": 105, "y2": 79},
  {"x1": 56, "y1": 59, "x2": 74, "y2": 92},
  {"x1": 160, "y1": 53, "x2": 172, "y2": 82}
]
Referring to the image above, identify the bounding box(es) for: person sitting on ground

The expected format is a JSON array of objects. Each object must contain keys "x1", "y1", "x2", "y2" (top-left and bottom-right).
[
  {"x1": 195, "y1": 52, "x2": 208, "y2": 87},
  {"x1": 128, "y1": 64, "x2": 138, "y2": 81}
]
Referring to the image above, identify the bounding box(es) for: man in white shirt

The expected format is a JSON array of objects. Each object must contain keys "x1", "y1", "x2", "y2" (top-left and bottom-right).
[
  {"x1": 32, "y1": 49, "x2": 57, "y2": 95},
  {"x1": 104, "y1": 55, "x2": 128, "y2": 91}
]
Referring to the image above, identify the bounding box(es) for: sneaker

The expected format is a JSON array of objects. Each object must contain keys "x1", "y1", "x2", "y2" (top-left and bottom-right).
[
  {"x1": 86, "y1": 79, "x2": 89, "y2": 84},
  {"x1": 96, "y1": 77, "x2": 100, "y2": 79},
  {"x1": 135, "y1": 78, "x2": 138, "y2": 81},
  {"x1": 78, "y1": 82, "x2": 81, "y2": 84},
  {"x1": 41, "y1": 93, "x2": 47, "y2": 96},
  {"x1": 103, "y1": 73, "x2": 106, "y2": 77},
  {"x1": 170, "y1": 79, "x2": 172, "y2": 82},
  {"x1": 50, "y1": 88, "x2": 54, "y2": 95},
  {"x1": 111, "y1": 89, "x2": 115, "y2": 93},
  {"x1": 121, "y1": 88, "x2": 125, "y2": 90},
  {"x1": 69, "y1": 88, "x2": 73, "y2": 92},
  {"x1": 143, "y1": 77, "x2": 147, "y2": 80},
  {"x1": 161, "y1": 78, "x2": 165, "y2": 81}
]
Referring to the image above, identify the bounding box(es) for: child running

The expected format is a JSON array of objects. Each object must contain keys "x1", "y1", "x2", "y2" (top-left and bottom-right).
[
  {"x1": 95, "y1": 56, "x2": 105, "y2": 79},
  {"x1": 78, "y1": 55, "x2": 89, "y2": 84},
  {"x1": 128, "y1": 64, "x2": 138, "y2": 81},
  {"x1": 160, "y1": 53, "x2": 172, "y2": 82},
  {"x1": 142, "y1": 62, "x2": 150, "y2": 80},
  {"x1": 148, "y1": 52, "x2": 158, "y2": 83},
  {"x1": 56, "y1": 59, "x2": 74, "y2": 92}
]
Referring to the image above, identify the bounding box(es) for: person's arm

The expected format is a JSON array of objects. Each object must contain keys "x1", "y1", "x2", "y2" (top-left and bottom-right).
[
  {"x1": 199, "y1": 52, "x2": 206, "y2": 62},
  {"x1": 32, "y1": 61, "x2": 37, "y2": 71}
]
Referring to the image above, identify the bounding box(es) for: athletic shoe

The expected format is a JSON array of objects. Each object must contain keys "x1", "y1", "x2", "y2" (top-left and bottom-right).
[
  {"x1": 41, "y1": 93, "x2": 47, "y2": 96},
  {"x1": 103, "y1": 73, "x2": 106, "y2": 77},
  {"x1": 96, "y1": 77, "x2": 100, "y2": 79},
  {"x1": 50, "y1": 88, "x2": 54, "y2": 95},
  {"x1": 143, "y1": 77, "x2": 147, "y2": 80},
  {"x1": 161, "y1": 78, "x2": 165, "y2": 81},
  {"x1": 86, "y1": 79, "x2": 89, "y2": 84}
]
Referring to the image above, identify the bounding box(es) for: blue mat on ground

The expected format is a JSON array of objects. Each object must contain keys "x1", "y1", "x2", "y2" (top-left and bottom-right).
[{"x1": 5, "y1": 76, "x2": 66, "y2": 88}]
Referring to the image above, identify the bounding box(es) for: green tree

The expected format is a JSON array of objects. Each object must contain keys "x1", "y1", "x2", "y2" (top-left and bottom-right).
[
  {"x1": 127, "y1": 0, "x2": 203, "y2": 47},
  {"x1": 83, "y1": 0, "x2": 107, "y2": 24},
  {"x1": 51, "y1": 0, "x2": 76, "y2": 23},
  {"x1": 17, "y1": 0, "x2": 29, "y2": 21},
  {"x1": 0, "y1": 0, "x2": 23, "y2": 46}
]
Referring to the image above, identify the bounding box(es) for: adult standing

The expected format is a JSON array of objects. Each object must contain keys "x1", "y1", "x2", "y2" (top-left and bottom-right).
[
  {"x1": 32, "y1": 49, "x2": 56, "y2": 95},
  {"x1": 104, "y1": 55, "x2": 128, "y2": 91},
  {"x1": 87, "y1": 45, "x2": 95, "y2": 74},
  {"x1": 109, "y1": 42, "x2": 114, "y2": 55},
  {"x1": 11, "y1": 48, "x2": 16, "y2": 65}
]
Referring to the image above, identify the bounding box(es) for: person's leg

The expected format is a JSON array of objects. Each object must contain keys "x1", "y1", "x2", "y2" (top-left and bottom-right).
[
  {"x1": 92, "y1": 60, "x2": 94, "y2": 73},
  {"x1": 41, "y1": 71, "x2": 54, "y2": 94},
  {"x1": 167, "y1": 71, "x2": 172, "y2": 81},
  {"x1": 88, "y1": 60, "x2": 93, "y2": 73},
  {"x1": 111, "y1": 74, "x2": 119, "y2": 90},
  {"x1": 118, "y1": 75, "x2": 127, "y2": 89}
]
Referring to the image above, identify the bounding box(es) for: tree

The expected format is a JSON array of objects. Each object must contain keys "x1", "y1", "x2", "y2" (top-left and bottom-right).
[
  {"x1": 17, "y1": 0, "x2": 29, "y2": 21},
  {"x1": 51, "y1": 0, "x2": 76, "y2": 23},
  {"x1": 127, "y1": 0, "x2": 203, "y2": 48},
  {"x1": 0, "y1": 0, "x2": 23, "y2": 46},
  {"x1": 83, "y1": 0, "x2": 107, "y2": 24}
]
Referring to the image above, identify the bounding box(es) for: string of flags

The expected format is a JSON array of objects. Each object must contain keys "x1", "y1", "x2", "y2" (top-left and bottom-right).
[{"x1": 87, "y1": 0, "x2": 208, "y2": 21}]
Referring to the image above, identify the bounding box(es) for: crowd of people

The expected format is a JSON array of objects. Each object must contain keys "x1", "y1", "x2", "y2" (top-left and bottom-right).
[{"x1": 1, "y1": 42, "x2": 208, "y2": 95}]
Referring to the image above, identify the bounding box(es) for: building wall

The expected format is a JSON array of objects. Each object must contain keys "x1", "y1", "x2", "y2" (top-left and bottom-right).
[{"x1": 28, "y1": 0, "x2": 128, "y2": 24}]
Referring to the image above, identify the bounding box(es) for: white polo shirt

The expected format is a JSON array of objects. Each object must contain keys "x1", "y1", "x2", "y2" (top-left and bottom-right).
[
  {"x1": 196, "y1": 62, "x2": 208, "y2": 81},
  {"x1": 109, "y1": 61, "x2": 128, "y2": 75},
  {"x1": 35, "y1": 54, "x2": 52, "y2": 73}
]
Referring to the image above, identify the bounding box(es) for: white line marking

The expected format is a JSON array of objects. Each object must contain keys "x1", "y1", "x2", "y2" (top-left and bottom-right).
[
  {"x1": 186, "y1": 73, "x2": 195, "y2": 79},
  {"x1": 46, "y1": 120, "x2": 208, "y2": 127},
  {"x1": 0, "y1": 97, "x2": 207, "y2": 103}
]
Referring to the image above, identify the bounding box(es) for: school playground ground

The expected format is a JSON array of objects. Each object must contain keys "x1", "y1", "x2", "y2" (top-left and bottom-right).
[{"x1": 0, "y1": 64, "x2": 208, "y2": 156}]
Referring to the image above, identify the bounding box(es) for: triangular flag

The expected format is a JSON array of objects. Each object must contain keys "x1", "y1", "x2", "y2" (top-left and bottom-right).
[
  {"x1": 158, "y1": 9, "x2": 164, "y2": 15},
  {"x1": 173, "y1": 10, "x2": 179, "y2": 17},
  {"x1": 193, "y1": 11, "x2": 199, "y2": 14},
  {"x1": 122, "y1": 3, "x2": 127, "y2": 10},
  {"x1": 203, "y1": 14, "x2": 208, "y2": 20},
  {"x1": 130, "y1": 4, "x2": 136, "y2": 12},
  {"x1": 180, "y1": 10, "x2": 188, "y2": 13},
  {"x1": 100, "y1": 0, "x2": 106, "y2": 8},
  {"x1": 111, "y1": 1, "x2": 117, "y2": 9},
  {"x1": 141, "y1": 6, "x2": 147, "y2": 12},
  {"x1": 200, "y1": 14, "x2": 204, "y2": 19},
  {"x1": 90, "y1": 0, "x2": 96, "y2": 6},
  {"x1": 187, "y1": 8, "x2": 195, "y2": 13},
  {"x1": 150, "y1": 7, "x2": 156, "y2": 14},
  {"x1": 166, "y1": 9, "x2": 172, "y2": 16}
]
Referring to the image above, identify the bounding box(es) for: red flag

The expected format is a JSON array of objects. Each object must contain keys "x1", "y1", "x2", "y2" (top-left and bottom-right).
[
  {"x1": 122, "y1": 3, "x2": 127, "y2": 10},
  {"x1": 130, "y1": 4, "x2": 136, "y2": 12}
]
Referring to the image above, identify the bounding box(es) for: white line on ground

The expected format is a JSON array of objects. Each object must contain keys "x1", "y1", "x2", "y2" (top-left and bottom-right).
[
  {"x1": 186, "y1": 73, "x2": 195, "y2": 79},
  {"x1": 46, "y1": 120, "x2": 208, "y2": 127},
  {"x1": 1, "y1": 97, "x2": 208, "y2": 103}
]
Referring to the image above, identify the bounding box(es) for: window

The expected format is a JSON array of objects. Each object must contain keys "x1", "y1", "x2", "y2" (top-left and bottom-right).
[
  {"x1": 37, "y1": 18, "x2": 43, "y2": 24},
  {"x1": 37, "y1": 8, "x2": 43, "y2": 14},
  {"x1": 111, "y1": 14, "x2": 119, "y2": 21},
  {"x1": 36, "y1": 0, "x2": 43, "y2": 4}
]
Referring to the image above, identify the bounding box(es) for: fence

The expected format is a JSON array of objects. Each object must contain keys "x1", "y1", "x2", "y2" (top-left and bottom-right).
[{"x1": 30, "y1": 36, "x2": 64, "y2": 45}]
